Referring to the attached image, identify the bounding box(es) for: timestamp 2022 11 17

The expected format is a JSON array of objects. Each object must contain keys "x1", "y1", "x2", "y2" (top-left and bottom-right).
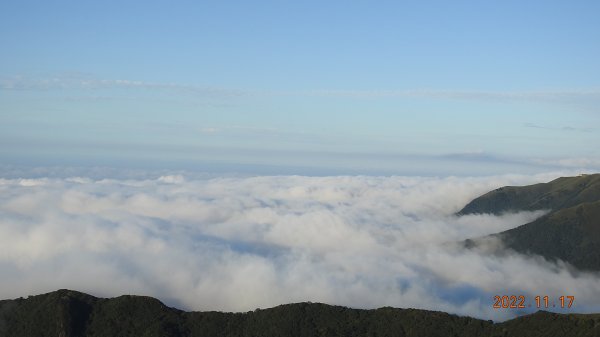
[{"x1": 493, "y1": 295, "x2": 575, "y2": 309}]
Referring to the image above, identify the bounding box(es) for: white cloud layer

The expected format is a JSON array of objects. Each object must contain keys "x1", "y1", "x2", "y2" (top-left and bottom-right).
[{"x1": 0, "y1": 171, "x2": 599, "y2": 321}]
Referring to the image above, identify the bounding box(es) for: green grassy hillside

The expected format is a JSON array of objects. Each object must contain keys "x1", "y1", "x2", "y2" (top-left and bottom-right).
[
  {"x1": 459, "y1": 174, "x2": 600, "y2": 271},
  {"x1": 458, "y1": 174, "x2": 600, "y2": 215},
  {"x1": 498, "y1": 200, "x2": 600, "y2": 270}
]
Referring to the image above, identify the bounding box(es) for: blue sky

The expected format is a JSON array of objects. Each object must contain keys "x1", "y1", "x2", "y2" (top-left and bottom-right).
[{"x1": 1, "y1": 0, "x2": 599, "y2": 175}]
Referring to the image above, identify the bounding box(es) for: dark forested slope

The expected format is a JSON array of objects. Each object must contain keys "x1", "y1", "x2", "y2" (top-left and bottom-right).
[{"x1": 1, "y1": 290, "x2": 599, "y2": 337}]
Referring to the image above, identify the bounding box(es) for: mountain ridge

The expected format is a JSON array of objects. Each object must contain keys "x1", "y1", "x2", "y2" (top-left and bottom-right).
[
  {"x1": 1, "y1": 289, "x2": 600, "y2": 337},
  {"x1": 459, "y1": 173, "x2": 600, "y2": 271},
  {"x1": 458, "y1": 174, "x2": 600, "y2": 216}
]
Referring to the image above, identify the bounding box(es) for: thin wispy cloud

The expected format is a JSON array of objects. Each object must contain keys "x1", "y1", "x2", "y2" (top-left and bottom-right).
[
  {"x1": 199, "y1": 127, "x2": 221, "y2": 134},
  {"x1": 306, "y1": 88, "x2": 600, "y2": 103},
  {"x1": 530, "y1": 157, "x2": 600, "y2": 169},
  {"x1": 0, "y1": 75, "x2": 245, "y2": 98},
  {"x1": 1, "y1": 171, "x2": 598, "y2": 321},
  {"x1": 3, "y1": 74, "x2": 600, "y2": 105},
  {"x1": 524, "y1": 122, "x2": 594, "y2": 133}
]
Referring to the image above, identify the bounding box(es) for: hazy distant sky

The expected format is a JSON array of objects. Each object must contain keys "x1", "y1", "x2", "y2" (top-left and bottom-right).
[{"x1": 1, "y1": 1, "x2": 599, "y2": 175}]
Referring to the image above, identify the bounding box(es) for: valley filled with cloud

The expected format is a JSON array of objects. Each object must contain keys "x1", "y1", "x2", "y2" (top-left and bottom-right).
[{"x1": 1, "y1": 170, "x2": 599, "y2": 321}]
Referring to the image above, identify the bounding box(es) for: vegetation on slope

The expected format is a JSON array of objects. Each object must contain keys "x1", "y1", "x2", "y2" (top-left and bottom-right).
[
  {"x1": 499, "y1": 200, "x2": 600, "y2": 270},
  {"x1": 459, "y1": 174, "x2": 600, "y2": 271},
  {"x1": 1, "y1": 290, "x2": 600, "y2": 337},
  {"x1": 458, "y1": 174, "x2": 600, "y2": 216}
]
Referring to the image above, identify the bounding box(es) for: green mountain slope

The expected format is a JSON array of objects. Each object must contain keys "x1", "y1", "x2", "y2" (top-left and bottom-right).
[
  {"x1": 499, "y1": 200, "x2": 600, "y2": 270},
  {"x1": 1, "y1": 290, "x2": 599, "y2": 337},
  {"x1": 458, "y1": 174, "x2": 600, "y2": 215},
  {"x1": 458, "y1": 173, "x2": 600, "y2": 271}
]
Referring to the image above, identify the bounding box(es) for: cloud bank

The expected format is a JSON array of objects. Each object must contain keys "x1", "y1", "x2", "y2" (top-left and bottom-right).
[{"x1": 1, "y1": 171, "x2": 599, "y2": 321}]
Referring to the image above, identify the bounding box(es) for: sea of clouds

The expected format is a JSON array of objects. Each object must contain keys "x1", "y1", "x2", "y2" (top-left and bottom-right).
[{"x1": 1, "y1": 169, "x2": 599, "y2": 321}]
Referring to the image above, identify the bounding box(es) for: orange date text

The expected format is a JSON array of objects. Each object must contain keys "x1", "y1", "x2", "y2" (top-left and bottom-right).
[{"x1": 492, "y1": 295, "x2": 574, "y2": 309}]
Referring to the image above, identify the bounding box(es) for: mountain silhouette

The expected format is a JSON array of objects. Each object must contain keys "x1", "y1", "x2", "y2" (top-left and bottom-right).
[{"x1": 1, "y1": 289, "x2": 599, "y2": 337}]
